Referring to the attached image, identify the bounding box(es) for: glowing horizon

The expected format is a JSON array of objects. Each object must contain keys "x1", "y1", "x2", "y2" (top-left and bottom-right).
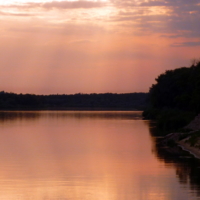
[{"x1": 0, "y1": 0, "x2": 200, "y2": 94}]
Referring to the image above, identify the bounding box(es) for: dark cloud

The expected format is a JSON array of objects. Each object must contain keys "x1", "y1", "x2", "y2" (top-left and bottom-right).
[
  {"x1": 160, "y1": 34, "x2": 184, "y2": 38},
  {"x1": 171, "y1": 41, "x2": 200, "y2": 47},
  {"x1": 134, "y1": 0, "x2": 200, "y2": 8},
  {"x1": 109, "y1": 0, "x2": 200, "y2": 38}
]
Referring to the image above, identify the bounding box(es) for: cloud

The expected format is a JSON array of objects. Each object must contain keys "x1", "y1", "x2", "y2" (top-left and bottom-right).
[
  {"x1": 160, "y1": 34, "x2": 184, "y2": 38},
  {"x1": 108, "y1": 0, "x2": 200, "y2": 38},
  {"x1": 2, "y1": 1, "x2": 107, "y2": 10},
  {"x1": 1, "y1": 0, "x2": 200, "y2": 39},
  {"x1": 138, "y1": 0, "x2": 199, "y2": 7},
  {"x1": 171, "y1": 41, "x2": 200, "y2": 47},
  {"x1": 0, "y1": 11, "x2": 32, "y2": 16},
  {"x1": 42, "y1": 1, "x2": 107, "y2": 9}
]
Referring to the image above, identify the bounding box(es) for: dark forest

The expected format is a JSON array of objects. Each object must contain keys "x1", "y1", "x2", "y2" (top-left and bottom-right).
[
  {"x1": 0, "y1": 92, "x2": 148, "y2": 111},
  {"x1": 143, "y1": 61, "x2": 200, "y2": 131}
]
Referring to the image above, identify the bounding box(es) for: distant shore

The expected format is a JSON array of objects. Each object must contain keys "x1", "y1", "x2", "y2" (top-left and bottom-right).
[{"x1": 0, "y1": 91, "x2": 148, "y2": 111}]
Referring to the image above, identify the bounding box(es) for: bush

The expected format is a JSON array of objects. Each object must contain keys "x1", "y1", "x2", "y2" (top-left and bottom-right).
[
  {"x1": 157, "y1": 109, "x2": 195, "y2": 131},
  {"x1": 142, "y1": 108, "x2": 159, "y2": 119}
]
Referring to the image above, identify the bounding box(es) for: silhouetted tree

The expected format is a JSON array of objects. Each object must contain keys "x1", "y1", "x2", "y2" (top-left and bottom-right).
[{"x1": 143, "y1": 61, "x2": 200, "y2": 130}]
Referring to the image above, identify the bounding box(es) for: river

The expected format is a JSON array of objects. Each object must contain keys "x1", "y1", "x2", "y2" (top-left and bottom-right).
[{"x1": 0, "y1": 111, "x2": 199, "y2": 200}]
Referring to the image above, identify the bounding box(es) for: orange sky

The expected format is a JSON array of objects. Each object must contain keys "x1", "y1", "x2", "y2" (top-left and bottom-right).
[{"x1": 0, "y1": 0, "x2": 200, "y2": 94}]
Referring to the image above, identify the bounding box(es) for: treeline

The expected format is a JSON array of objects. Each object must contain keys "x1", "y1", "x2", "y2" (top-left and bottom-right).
[
  {"x1": 0, "y1": 92, "x2": 148, "y2": 110},
  {"x1": 143, "y1": 61, "x2": 200, "y2": 131}
]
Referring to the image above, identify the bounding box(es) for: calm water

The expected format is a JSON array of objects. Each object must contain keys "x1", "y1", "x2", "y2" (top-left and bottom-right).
[{"x1": 0, "y1": 111, "x2": 200, "y2": 200}]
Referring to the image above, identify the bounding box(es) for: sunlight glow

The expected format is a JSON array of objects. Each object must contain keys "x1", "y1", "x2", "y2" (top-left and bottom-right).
[
  {"x1": 0, "y1": 0, "x2": 109, "y2": 5},
  {"x1": 0, "y1": 0, "x2": 47, "y2": 5}
]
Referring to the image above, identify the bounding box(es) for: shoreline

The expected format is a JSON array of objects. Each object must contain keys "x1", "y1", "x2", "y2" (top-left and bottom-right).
[
  {"x1": 178, "y1": 140, "x2": 200, "y2": 159},
  {"x1": 163, "y1": 114, "x2": 200, "y2": 159},
  {"x1": 177, "y1": 114, "x2": 200, "y2": 159},
  {"x1": 158, "y1": 132, "x2": 200, "y2": 159}
]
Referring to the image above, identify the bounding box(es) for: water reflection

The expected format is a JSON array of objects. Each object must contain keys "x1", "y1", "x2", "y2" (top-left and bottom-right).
[
  {"x1": 45, "y1": 110, "x2": 143, "y2": 120},
  {"x1": 148, "y1": 121, "x2": 200, "y2": 198},
  {"x1": 0, "y1": 110, "x2": 142, "y2": 123},
  {"x1": 0, "y1": 111, "x2": 199, "y2": 200},
  {"x1": 0, "y1": 111, "x2": 41, "y2": 123}
]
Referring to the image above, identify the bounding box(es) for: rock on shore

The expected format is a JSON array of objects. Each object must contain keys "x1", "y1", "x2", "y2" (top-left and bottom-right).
[{"x1": 161, "y1": 114, "x2": 200, "y2": 158}]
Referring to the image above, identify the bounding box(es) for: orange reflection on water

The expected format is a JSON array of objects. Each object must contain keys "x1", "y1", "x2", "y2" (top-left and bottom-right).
[{"x1": 0, "y1": 111, "x2": 195, "y2": 200}]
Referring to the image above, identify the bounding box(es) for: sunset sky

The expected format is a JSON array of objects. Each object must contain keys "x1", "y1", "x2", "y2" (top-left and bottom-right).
[{"x1": 0, "y1": 0, "x2": 200, "y2": 94}]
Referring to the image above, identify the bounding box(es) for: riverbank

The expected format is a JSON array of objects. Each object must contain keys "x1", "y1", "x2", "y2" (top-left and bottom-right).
[
  {"x1": 161, "y1": 114, "x2": 200, "y2": 159},
  {"x1": 178, "y1": 140, "x2": 200, "y2": 159}
]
